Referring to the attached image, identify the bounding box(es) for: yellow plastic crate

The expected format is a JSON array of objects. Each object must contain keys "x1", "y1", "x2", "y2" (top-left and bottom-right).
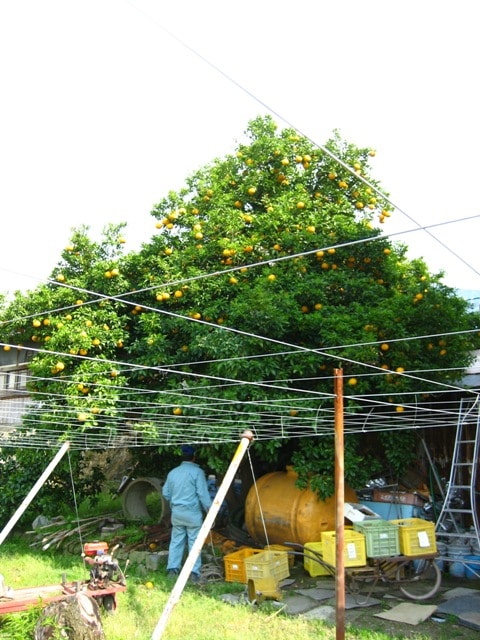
[
  {"x1": 224, "y1": 547, "x2": 263, "y2": 583},
  {"x1": 264, "y1": 544, "x2": 295, "y2": 568},
  {"x1": 390, "y1": 518, "x2": 437, "y2": 556},
  {"x1": 303, "y1": 542, "x2": 331, "y2": 577},
  {"x1": 245, "y1": 550, "x2": 290, "y2": 582},
  {"x1": 321, "y1": 530, "x2": 366, "y2": 567}
]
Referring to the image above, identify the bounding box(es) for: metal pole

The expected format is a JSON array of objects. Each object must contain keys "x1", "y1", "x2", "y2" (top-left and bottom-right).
[
  {"x1": 334, "y1": 369, "x2": 345, "y2": 640},
  {"x1": 0, "y1": 441, "x2": 70, "y2": 546},
  {"x1": 421, "y1": 438, "x2": 445, "y2": 500},
  {"x1": 151, "y1": 430, "x2": 254, "y2": 640}
]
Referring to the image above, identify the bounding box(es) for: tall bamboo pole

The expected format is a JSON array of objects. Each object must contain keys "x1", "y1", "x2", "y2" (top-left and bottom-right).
[
  {"x1": 334, "y1": 369, "x2": 345, "y2": 640},
  {"x1": 151, "y1": 430, "x2": 254, "y2": 640},
  {"x1": 0, "y1": 441, "x2": 70, "y2": 546}
]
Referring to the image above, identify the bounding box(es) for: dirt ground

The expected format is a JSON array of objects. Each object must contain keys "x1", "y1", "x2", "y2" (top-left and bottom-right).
[{"x1": 282, "y1": 561, "x2": 480, "y2": 638}]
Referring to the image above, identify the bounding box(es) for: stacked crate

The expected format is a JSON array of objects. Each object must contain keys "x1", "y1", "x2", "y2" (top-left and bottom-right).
[
  {"x1": 390, "y1": 518, "x2": 437, "y2": 555},
  {"x1": 353, "y1": 519, "x2": 400, "y2": 558},
  {"x1": 224, "y1": 548, "x2": 263, "y2": 583},
  {"x1": 244, "y1": 550, "x2": 290, "y2": 601},
  {"x1": 321, "y1": 529, "x2": 366, "y2": 567}
]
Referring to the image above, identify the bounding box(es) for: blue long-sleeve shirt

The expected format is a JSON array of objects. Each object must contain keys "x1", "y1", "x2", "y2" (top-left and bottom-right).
[{"x1": 162, "y1": 461, "x2": 212, "y2": 527}]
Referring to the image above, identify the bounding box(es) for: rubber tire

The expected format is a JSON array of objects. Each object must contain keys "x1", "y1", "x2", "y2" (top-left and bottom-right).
[{"x1": 397, "y1": 559, "x2": 442, "y2": 600}]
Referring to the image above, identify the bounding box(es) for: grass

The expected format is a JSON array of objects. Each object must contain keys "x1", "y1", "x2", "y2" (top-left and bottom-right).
[
  {"x1": 0, "y1": 492, "x2": 477, "y2": 640},
  {"x1": 0, "y1": 535, "x2": 455, "y2": 640}
]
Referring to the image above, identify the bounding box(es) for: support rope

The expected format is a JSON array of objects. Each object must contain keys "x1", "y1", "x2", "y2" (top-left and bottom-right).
[
  {"x1": 247, "y1": 448, "x2": 270, "y2": 547},
  {"x1": 67, "y1": 448, "x2": 87, "y2": 579}
]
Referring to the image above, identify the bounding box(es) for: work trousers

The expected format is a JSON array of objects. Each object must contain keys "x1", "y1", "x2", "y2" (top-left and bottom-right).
[{"x1": 167, "y1": 523, "x2": 202, "y2": 575}]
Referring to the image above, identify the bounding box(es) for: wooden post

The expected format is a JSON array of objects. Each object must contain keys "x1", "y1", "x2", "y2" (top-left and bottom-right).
[
  {"x1": 151, "y1": 430, "x2": 254, "y2": 640},
  {"x1": 334, "y1": 368, "x2": 345, "y2": 640}
]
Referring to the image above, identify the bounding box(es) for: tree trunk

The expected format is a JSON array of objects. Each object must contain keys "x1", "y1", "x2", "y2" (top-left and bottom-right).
[{"x1": 34, "y1": 592, "x2": 105, "y2": 640}]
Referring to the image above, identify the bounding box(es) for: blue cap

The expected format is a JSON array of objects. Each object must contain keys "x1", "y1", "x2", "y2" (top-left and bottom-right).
[{"x1": 181, "y1": 444, "x2": 196, "y2": 456}]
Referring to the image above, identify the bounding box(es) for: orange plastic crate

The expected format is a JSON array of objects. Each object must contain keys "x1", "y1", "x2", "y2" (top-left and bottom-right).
[{"x1": 224, "y1": 548, "x2": 263, "y2": 583}]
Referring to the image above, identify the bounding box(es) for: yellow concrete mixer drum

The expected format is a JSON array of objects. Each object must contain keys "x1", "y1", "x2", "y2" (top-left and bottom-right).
[{"x1": 244, "y1": 465, "x2": 357, "y2": 546}]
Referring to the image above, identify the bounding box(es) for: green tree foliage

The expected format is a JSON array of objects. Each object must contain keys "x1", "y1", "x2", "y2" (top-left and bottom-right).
[{"x1": 1, "y1": 116, "x2": 479, "y2": 508}]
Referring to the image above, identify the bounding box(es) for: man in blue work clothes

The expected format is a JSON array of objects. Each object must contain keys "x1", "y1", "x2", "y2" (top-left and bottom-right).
[{"x1": 162, "y1": 444, "x2": 212, "y2": 584}]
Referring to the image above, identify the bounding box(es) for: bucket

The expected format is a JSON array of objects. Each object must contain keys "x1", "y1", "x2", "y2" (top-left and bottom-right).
[
  {"x1": 464, "y1": 555, "x2": 480, "y2": 580},
  {"x1": 435, "y1": 542, "x2": 447, "y2": 572},
  {"x1": 469, "y1": 534, "x2": 480, "y2": 555},
  {"x1": 447, "y1": 542, "x2": 467, "y2": 578}
]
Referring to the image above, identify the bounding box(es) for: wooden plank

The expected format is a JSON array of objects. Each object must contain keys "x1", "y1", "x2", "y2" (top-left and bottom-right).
[
  {"x1": 0, "y1": 584, "x2": 65, "y2": 614},
  {"x1": 0, "y1": 581, "x2": 126, "y2": 615}
]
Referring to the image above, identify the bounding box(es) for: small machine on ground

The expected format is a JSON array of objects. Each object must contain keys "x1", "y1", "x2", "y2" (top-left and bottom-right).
[{"x1": 0, "y1": 541, "x2": 127, "y2": 616}]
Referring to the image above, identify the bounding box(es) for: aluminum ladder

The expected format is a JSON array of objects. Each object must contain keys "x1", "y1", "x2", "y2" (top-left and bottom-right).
[{"x1": 434, "y1": 396, "x2": 480, "y2": 575}]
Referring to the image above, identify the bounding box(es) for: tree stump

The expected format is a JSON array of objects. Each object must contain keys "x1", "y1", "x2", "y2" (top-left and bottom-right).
[{"x1": 34, "y1": 592, "x2": 105, "y2": 640}]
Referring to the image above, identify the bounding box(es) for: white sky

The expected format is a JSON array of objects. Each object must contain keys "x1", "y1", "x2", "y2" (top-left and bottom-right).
[{"x1": 1, "y1": 0, "x2": 479, "y2": 298}]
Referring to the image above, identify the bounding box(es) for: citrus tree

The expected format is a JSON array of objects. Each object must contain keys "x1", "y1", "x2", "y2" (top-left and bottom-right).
[{"x1": 1, "y1": 115, "x2": 479, "y2": 511}]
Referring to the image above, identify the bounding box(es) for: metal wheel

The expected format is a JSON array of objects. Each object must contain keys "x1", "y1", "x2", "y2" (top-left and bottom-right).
[
  {"x1": 396, "y1": 558, "x2": 441, "y2": 600},
  {"x1": 101, "y1": 594, "x2": 116, "y2": 612}
]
